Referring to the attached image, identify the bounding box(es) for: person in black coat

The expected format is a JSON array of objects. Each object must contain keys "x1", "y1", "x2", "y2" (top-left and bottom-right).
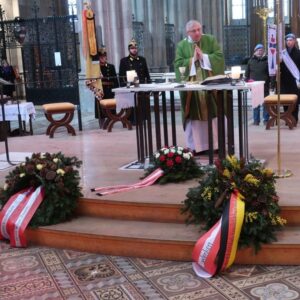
[
  {"x1": 0, "y1": 59, "x2": 16, "y2": 97},
  {"x1": 96, "y1": 47, "x2": 119, "y2": 120},
  {"x1": 280, "y1": 33, "x2": 300, "y2": 123},
  {"x1": 119, "y1": 39, "x2": 151, "y2": 124},
  {"x1": 119, "y1": 38, "x2": 151, "y2": 87},
  {"x1": 245, "y1": 44, "x2": 270, "y2": 125}
]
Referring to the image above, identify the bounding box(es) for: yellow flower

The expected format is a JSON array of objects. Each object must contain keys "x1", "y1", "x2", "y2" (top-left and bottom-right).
[
  {"x1": 201, "y1": 187, "x2": 212, "y2": 201},
  {"x1": 262, "y1": 168, "x2": 274, "y2": 177},
  {"x1": 56, "y1": 168, "x2": 65, "y2": 176},
  {"x1": 19, "y1": 173, "x2": 25, "y2": 178},
  {"x1": 36, "y1": 164, "x2": 43, "y2": 170},
  {"x1": 244, "y1": 174, "x2": 260, "y2": 186},
  {"x1": 223, "y1": 168, "x2": 231, "y2": 178},
  {"x1": 53, "y1": 158, "x2": 59, "y2": 163},
  {"x1": 226, "y1": 155, "x2": 240, "y2": 170},
  {"x1": 245, "y1": 211, "x2": 258, "y2": 223}
]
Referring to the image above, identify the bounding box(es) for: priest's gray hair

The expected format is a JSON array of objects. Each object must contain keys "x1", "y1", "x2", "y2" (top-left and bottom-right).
[{"x1": 186, "y1": 20, "x2": 202, "y2": 32}]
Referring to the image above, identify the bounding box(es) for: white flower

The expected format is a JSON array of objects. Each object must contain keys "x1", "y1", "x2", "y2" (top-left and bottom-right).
[
  {"x1": 56, "y1": 168, "x2": 65, "y2": 176},
  {"x1": 163, "y1": 149, "x2": 170, "y2": 155},
  {"x1": 155, "y1": 153, "x2": 160, "y2": 159},
  {"x1": 177, "y1": 150, "x2": 182, "y2": 155},
  {"x1": 183, "y1": 153, "x2": 191, "y2": 160},
  {"x1": 19, "y1": 173, "x2": 25, "y2": 178},
  {"x1": 170, "y1": 148, "x2": 176, "y2": 153},
  {"x1": 36, "y1": 164, "x2": 43, "y2": 170},
  {"x1": 53, "y1": 158, "x2": 59, "y2": 163},
  {"x1": 177, "y1": 146, "x2": 184, "y2": 151},
  {"x1": 40, "y1": 153, "x2": 46, "y2": 159},
  {"x1": 3, "y1": 183, "x2": 8, "y2": 191}
]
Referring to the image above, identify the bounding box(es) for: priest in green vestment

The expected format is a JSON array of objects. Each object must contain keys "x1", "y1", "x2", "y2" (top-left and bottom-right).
[{"x1": 174, "y1": 20, "x2": 225, "y2": 154}]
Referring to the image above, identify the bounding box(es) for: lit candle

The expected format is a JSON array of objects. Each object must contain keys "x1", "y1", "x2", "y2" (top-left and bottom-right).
[{"x1": 231, "y1": 66, "x2": 241, "y2": 80}]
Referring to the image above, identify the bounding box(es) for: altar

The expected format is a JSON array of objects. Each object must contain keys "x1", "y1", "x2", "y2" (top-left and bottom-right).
[{"x1": 113, "y1": 81, "x2": 264, "y2": 164}]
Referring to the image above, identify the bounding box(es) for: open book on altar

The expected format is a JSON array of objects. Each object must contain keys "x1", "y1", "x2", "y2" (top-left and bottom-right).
[{"x1": 201, "y1": 75, "x2": 232, "y2": 85}]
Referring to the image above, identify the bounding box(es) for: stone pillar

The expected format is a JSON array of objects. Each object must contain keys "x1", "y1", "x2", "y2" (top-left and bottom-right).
[
  {"x1": 144, "y1": 0, "x2": 167, "y2": 72},
  {"x1": 94, "y1": 0, "x2": 132, "y2": 71}
]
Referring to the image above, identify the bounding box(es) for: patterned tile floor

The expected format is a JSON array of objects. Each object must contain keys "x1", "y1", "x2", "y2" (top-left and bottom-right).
[{"x1": 1, "y1": 241, "x2": 300, "y2": 300}]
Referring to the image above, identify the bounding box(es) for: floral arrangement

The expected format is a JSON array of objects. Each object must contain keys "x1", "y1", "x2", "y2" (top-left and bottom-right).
[
  {"x1": 0, "y1": 152, "x2": 82, "y2": 227},
  {"x1": 144, "y1": 146, "x2": 203, "y2": 184},
  {"x1": 182, "y1": 155, "x2": 286, "y2": 251}
]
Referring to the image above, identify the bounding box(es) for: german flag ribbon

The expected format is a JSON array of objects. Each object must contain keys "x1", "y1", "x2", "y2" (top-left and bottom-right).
[
  {"x1": 192, "y1": 190, "x2": 245, "y2": 278},
  {"x1": 91, "y1": 168, "x2": 164, "y2": 196},
  {"x1": 0, "y1": 186, "x2": 45, "y2": 247}
]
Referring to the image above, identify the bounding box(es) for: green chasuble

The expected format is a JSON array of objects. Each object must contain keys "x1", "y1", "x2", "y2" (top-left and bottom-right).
[{"x1": 174, "y1": 34, "x2": 225, "y2": 127}]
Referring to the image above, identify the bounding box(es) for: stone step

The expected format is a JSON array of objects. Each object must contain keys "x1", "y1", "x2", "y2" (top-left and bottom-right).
[
  {"x1": 77, "y1": 198, "x2": 300, "y2": 226},
  {"x1": 26, "y1": 216, "x2": 300, "y2": 264}
]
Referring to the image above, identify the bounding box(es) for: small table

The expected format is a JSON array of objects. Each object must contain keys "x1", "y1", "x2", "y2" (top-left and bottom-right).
[{"x1": 0, "y1": 102, "x2": 36, "y2": 135}]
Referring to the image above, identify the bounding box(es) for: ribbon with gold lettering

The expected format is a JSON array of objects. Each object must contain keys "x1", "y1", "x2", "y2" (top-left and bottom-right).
[{"x1": 192, "y1": 190, "x2": 245, "y2": 277}]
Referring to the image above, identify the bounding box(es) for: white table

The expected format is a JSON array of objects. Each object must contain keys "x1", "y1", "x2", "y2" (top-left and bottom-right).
[
  {"x1": 113, "y1": 82, "x2": 265, "y2": 164},
  {"x1": 0, "y1": 102, "x2": 36, "y2": 123}
]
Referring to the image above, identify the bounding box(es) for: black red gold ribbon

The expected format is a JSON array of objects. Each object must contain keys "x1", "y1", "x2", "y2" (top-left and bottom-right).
[{"x1": 192, "y1": 190, "x2": 245, "y2": 277}]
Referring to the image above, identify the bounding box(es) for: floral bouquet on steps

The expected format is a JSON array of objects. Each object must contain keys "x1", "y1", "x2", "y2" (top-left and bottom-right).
[
  {"x1": 0, "y1": 152, "x2": 82, "y2": 228},
  {"x1": 143, "y1": 146, "x2": 203, "y2": 184},
  {"x1": 182, "y1": 155, "x2": 286, "y2": 252}
]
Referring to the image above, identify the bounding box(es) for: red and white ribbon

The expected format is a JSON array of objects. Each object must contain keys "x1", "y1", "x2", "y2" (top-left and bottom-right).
[
  {"x1": 0, "y1": 186, "x2": 45, "y2": 247},
  {"x1": 92, "y1": 168, "x2": 164, "y2": 196}
]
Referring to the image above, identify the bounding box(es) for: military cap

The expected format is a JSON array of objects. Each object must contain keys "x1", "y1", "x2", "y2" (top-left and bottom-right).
[
  {"x1": 128, "y1": 38, "x2": 138, "y2": 48},
  {"x1": 98, "y1": 47, "x2": 107, "y2": 56}
]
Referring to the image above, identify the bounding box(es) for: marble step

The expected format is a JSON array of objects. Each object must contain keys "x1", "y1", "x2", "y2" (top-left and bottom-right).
[{"x1": 26, "y1": 216, "x2": 300, "y2": 264}]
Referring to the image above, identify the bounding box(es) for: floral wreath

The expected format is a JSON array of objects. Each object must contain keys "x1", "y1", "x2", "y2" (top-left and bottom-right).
[
  {"x1": 0, "y1": 152, "x2": 82, "y2": 227},
  {"x1": 182, "y1": 155, "x2": 286, "y2": 251},
  {"x1": 144, "y1": 146, "x2": 203, "y2": 184}
]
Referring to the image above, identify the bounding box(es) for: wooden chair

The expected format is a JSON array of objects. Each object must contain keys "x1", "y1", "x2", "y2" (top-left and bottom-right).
[
  {"x1": 99, "y1": 98, "x2": 132, "y2": 132},
  {"x1": 264, "y1": 94, "x2": 298, "y2": 129},
  {"x1": 42, "y1": 102, "x2": 76, "y2": 138}
]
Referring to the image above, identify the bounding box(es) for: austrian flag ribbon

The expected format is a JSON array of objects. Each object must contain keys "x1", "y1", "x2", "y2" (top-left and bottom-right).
[
  {"x1": 91, "y1": 168, "x2": 164, "y2": 196},
  {"x1": 0, "y1": 186, "x2": 45, "y2": 247},
  {"x1": 192, "y1": 191, "x2": 245, "y2": 278}
]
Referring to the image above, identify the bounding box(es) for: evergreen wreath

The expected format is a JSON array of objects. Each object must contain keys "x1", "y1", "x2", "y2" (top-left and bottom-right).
[
  {"x1": 0, "y1": 152, "x2": 82, "y2": 227},
  {"x1": 144, "y1": 146, "x2": 203, "y2": 184},
  {"x1": 182, "y1": 155, "x2": 286, "y2": 251}
]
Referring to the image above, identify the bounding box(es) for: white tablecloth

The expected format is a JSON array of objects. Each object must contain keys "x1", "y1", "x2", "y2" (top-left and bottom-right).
[
  {"x1": 114, "y1": 81, "x2": 265, "y2": 111},
  {"x1": 0, "y1": 102, "x2": 36, "y2": 123}
]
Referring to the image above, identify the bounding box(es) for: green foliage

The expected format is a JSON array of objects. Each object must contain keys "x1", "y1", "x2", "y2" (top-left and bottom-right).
[
  {"x1": 0, "y1": 152, "x2": 82, "y2": 227},
  {"x1": 182, "y1": 156, "x2": 286, "y2": 251},
  {"x1": 144, "y1": 146, "x2": 203, "y2": 184}
]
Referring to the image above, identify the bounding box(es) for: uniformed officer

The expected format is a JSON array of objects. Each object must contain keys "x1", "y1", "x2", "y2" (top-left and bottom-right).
[{"x1": 119, "y1": 39, "x2": 151, "y2": 87}]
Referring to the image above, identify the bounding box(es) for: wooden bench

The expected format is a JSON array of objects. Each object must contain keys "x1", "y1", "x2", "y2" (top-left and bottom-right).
[
  {"x1": 264, "y1": 94, "x2": 298, "y2": 129},
  {"x1": 42, "y1": 102, "x2": 76, "y2": 138},
  {"x1": 99, "y1": 98, "x2": 132, "y2": 132}
]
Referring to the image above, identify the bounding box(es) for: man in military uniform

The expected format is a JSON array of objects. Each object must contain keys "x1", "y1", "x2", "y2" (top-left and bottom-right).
[
  {"x1": 96, "y1": 47, "x2": 119, "y2": 124},
  {"x1": 119, "y1": 39, "x2": 151, "y2": 124},
  {"x1": 119, "y1": 39, "x2": 151, "y2": 86}
]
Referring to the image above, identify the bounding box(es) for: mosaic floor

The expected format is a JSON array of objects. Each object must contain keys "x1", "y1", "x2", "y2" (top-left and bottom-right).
[{"x1": 1, "y1": 241, "x2": 300, "y2": 300}]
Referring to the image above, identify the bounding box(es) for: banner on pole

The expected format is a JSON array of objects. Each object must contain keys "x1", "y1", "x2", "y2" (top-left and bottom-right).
[{"x1": 268, "y1": 24, "x2": 277, "y2": 76}]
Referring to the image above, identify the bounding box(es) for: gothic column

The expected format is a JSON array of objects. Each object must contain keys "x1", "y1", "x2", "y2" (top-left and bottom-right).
[{"x1": 144, "y1": 0, "x2": 167, "y2": 72}]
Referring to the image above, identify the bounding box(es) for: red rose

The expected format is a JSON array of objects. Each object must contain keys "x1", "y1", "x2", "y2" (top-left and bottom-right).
[
  {"x1": 167, "y1": 152, "x2": 174, "y2": 158},
  {"x1": 175, "y1": 156, "x2": 182, "y2": 164},
  {"x1": 159, "y1": 155, "x2": 166, "y2": 162},
  {"x1": 166, "y1": 159, "x2": 174, "y2": 167}
]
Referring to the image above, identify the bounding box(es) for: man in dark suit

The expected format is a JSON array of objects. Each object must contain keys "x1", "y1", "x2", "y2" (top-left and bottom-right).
[
  {"x1": 280, "y1": 33, "x2": 300, "y2": 124},
  {"x1": 119, "y1": 39, "x2": 151, "y2": 87},
  {"x1": 96, "y1": 47, "x2": 119, "y2": 123}
]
